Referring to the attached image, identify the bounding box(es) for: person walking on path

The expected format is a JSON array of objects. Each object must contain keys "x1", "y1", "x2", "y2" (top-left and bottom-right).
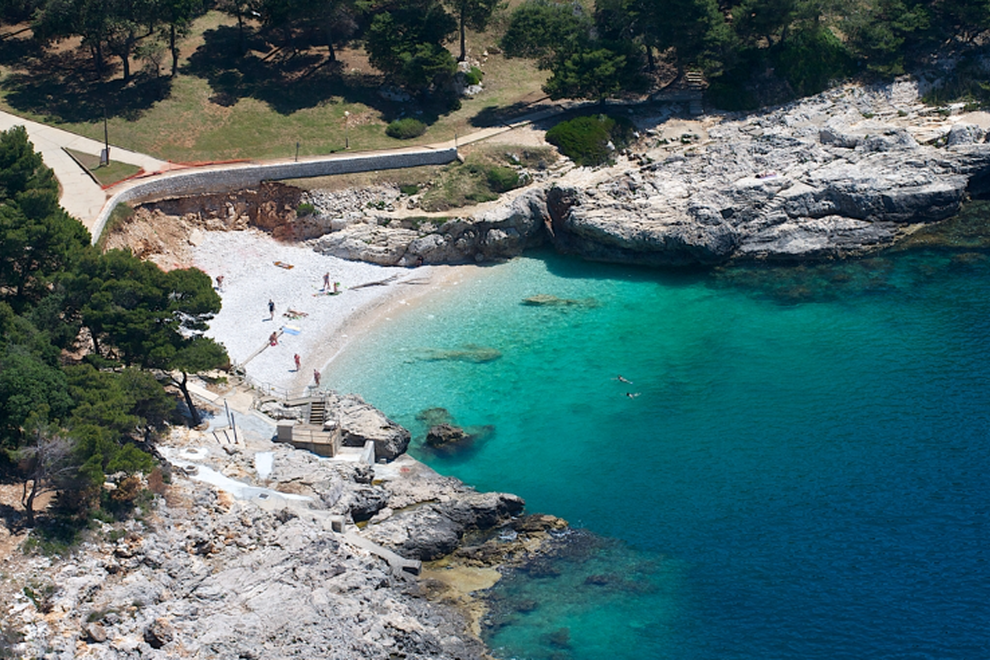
[
  {"x1": 294, "y1": 354, "x2": 301, "y2": 371},
  {"x1": 268, "y1": 299, "x2": 275, "y2": 320},
  {"x1": 313, "y1": 369, "x2": 321, "y2": 387}
]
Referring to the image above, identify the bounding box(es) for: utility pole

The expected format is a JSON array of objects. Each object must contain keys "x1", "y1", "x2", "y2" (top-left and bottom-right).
[
  {"x1": 101, "y1": 108, "x2": 111, "y2": 166},
  {"x1": 344, "y1": 111, "x2": 350, "y2": 150}
]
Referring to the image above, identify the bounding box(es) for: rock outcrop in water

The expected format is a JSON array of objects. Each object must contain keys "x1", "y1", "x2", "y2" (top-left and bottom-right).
[{"x1": 304, "y1": 82, "x2": 990, "y2": 267}]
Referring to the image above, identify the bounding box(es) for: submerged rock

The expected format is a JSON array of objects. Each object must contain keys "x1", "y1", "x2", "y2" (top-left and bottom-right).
[
  {"x1": 426, "y1": 423, "x2": 470, "y2": 450},
  {"x1": 521, "y1": 294, "x2": 599, "y2": 307},
  {"x1": 416, "y1": 407, "x2": 454, "y2": 427},
  {"x1": 414, "y1": 344, "x2": 502, "y2": 363},
  {"x1": 424, "y1": 423, "x2": 495, "y2": 455}
]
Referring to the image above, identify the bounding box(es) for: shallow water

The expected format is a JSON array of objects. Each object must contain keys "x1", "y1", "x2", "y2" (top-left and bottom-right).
[{"x1": 328, "y1": 248, "x2": 990, "y2": 660}]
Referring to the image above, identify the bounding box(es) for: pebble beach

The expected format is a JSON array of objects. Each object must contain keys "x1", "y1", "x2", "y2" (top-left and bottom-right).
[{"x1": 189, "y1": 229, "x2": 469, "y2": 396}]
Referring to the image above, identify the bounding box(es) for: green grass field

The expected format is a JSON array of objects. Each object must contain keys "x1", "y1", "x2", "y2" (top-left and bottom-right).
[
  {"x1": 64, "y1": 149, "x2": 143, "y2": 187},
  {"x1": 0, "y1": 11, "x2": 549, "y2": 163}
]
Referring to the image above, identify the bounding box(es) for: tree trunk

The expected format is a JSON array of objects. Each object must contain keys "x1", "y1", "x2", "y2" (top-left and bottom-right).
[
  {"x1": 458, "y1": 9, "x2": 467, "y2": 61},
  {"x1": 23, "y1": 477, "x2": 39, "y2": 527},
  {"x1": 237, "y1": 13, "x2": 246, "y2": 55},
  {"x1": 325, "y1": 22, "x2": 336, "y2": 61},
  {"x1": 95, "y1": 39, "x2": 105, "y2": 78},
  {"x1": 646, "y1": 45, "x2": 656, "y2": 71},
  {"x1": 177, "y1": 371, "x2": 202, "y2": 427},
  {"x1": 170, "y1": 24, "x2": 179, "y2": 76},
  {"x1": 122, "y1": 50, "x2": 131, "y2": 82}
]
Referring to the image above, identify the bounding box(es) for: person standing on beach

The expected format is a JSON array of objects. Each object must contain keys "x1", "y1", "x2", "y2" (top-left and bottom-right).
[
  {"x1": 323, "y1": 272, "x2": 330, "y2": 290},
  {"x1": 216, "y1": 275, "x2": 224, "y2": 290},
  {"x1": 268, "y1": 299, "x2": 275, "y2": 320},
  {"x1": 294, "y1": 354, "x2": 301, "y2": 371},
  {"x1": 313, "y1": 369, "x2": 321, "y2": 386}
]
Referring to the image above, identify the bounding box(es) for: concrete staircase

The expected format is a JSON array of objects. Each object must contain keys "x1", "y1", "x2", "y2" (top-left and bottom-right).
[
  {"x1": 308, "y1": 398, "x2": 326, "y2": 425},
  {"x1": 685, "y1": 71, "x2": 706, "y2": 115}
]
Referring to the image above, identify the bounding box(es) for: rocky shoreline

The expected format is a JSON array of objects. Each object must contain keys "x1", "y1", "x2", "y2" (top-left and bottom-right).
[
  {"x1": 302, "y1": 81, "x2": 990, "y2": 268},
  {"x1": 2, "y1": 394, "x2": 570, "y2": 660}
]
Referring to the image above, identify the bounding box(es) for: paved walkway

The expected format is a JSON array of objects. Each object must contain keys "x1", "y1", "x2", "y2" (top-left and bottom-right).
[{"x1": 0, "y1": 110, "x2": 168, "y2": 233}]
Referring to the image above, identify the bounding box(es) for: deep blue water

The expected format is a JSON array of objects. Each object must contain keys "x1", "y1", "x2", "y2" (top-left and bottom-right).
[{"x1": 327, "y1": 248, "x2": 990, "y2": 660}]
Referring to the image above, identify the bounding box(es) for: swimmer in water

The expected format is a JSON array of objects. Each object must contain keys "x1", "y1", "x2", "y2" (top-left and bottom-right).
[
  {"x1": 626, "y1": 392, "x2": 641, "y2": 399},
  {"x1": 615, "y1": 375, "x2": 633, "y2": 384}
]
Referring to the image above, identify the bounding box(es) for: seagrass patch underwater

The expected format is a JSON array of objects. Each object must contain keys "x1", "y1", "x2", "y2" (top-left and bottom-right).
[{"x1": 327, "y1": 245, "x2": 990, "y2": 660}]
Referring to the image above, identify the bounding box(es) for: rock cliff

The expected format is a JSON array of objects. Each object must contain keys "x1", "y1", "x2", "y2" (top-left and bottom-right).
[
  {"x1": 310, "y1": 188, "x2": 549, "y2": 266},
  {"x1": 303, "y1": 82, "x2": 990, "y2": 267},
  {"x1": 544, "y1": 87, "x2": 990, "y2": 265}
]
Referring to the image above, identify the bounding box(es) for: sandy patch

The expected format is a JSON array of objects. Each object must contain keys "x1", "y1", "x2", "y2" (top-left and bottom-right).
[
  {"x1": 422, "y1": 564, "x2": 501, "y2": 593},
  {"x1": 421, "y1": 563, "x2": 502, "y2": 637}
]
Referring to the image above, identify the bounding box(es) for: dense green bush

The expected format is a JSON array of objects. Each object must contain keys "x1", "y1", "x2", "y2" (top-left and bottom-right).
[
  {"x1": 386, "y1": 118, "x2": 428, "y2": 139},
  {"x1": 545, "y1": 114, "x2": 635, "y2": 167},
  {"x1": 296, "y1": 202, "x2": 315, "y2": 216},
  {"x1": 485, "y1": 165, "x2": 520, "y2": 192},
  {"x1": 465, "y1": 66, "x2": 484, "y2": 85},
  {"x1": 399, "y1": 184, "x2": 420, "y2": 195}
]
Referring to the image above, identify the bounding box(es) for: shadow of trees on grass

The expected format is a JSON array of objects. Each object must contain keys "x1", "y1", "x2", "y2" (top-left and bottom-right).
[
  {"x1": 1, "y1": 39, "x2": 172, "y2": 123},
  {"x1": 183, "y1": 24, "x2": 465, "y2": 124},
  {"x1": 0, "y1": 25, "x2": 528, "y2": 134},
  {"x1": 184, "y1": 25, "x2": 405, "y2": 118}
]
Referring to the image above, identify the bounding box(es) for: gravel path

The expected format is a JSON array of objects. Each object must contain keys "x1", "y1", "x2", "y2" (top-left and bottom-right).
[{"x1": 191, "y1": 230, "x2": 438, "y2": 397}]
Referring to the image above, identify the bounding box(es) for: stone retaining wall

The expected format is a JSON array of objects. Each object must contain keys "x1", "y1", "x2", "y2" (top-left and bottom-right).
[{"x1": 91, "y1": 147, "x2": 459, "y2": 244}]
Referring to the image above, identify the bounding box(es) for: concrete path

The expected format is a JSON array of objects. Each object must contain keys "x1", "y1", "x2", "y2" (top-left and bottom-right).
[{"x1": 0, "y1": 110, "x2": 168, "y2": 235}]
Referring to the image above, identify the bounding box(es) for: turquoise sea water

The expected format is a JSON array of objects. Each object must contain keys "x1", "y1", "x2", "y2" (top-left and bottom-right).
[{"x1": 327, "y1": 248, "x2": 990, "y2": 660}]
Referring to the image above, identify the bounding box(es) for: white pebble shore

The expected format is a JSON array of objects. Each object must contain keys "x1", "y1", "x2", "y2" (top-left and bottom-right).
[{"x1": 191, "y1": 229, "x2": 436, "y2": 397}]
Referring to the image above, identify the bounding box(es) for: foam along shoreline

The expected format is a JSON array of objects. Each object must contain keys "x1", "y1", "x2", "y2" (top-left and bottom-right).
[{"x1": 189, "y1": 229, "x2": 478, "y2": 397}]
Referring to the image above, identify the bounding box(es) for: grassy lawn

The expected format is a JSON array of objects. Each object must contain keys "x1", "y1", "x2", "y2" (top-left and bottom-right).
[
  {"x1": 64, "y1": 149, "x2": 143, "y2": 187},
  {"x1": 0, "y1": 12, "x2": 549, "y2": 163}
]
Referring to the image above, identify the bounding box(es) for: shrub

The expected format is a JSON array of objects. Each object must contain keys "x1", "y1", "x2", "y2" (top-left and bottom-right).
[
  {"x1": 465, "y1": 66, "x2": 484, "y2": 86},
  {"x1": 485, "y1": 165, "x2": 520, "y2": 192},
  {"x1": 399, "y1": 184, "x2": 420, "y2": 196},
  {"x1": 296, "y1": 202, "x2": 315, "y2": 216},
  {"x1": 386, "y1": 118, "x2": 427, "y2": 140},
  {"x1": 545, "y1": 114, "x2": 635, "y2": 167}
]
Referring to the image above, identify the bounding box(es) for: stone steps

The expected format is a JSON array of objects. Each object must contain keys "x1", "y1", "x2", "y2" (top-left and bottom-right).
[{"x1": 309, "y1": 400, "x2": 326, "y2": 425}]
